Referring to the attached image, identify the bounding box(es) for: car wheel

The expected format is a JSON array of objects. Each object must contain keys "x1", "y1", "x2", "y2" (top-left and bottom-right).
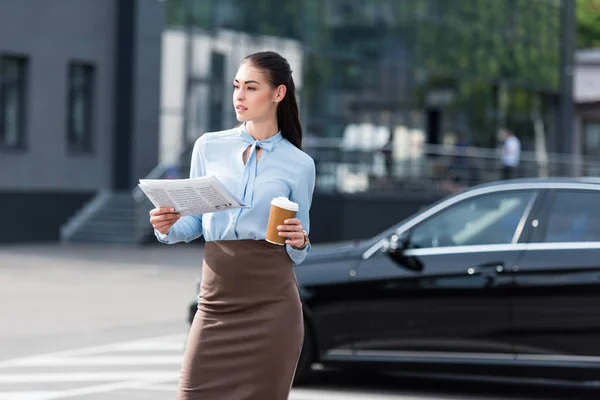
[{"x1": 293, "y1": 319, "x2": 315, "y2": 385}]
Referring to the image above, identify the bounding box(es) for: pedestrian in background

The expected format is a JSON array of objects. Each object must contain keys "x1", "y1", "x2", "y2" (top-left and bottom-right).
[
  {"x1": 149, "y1": 51, "x2": 315, "y2": 400},
  {"x1": 500, "y1": 128, "x2": 521, "y2": 180}
]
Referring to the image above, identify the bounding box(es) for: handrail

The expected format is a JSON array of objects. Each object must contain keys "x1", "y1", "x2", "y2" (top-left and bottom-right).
[
  {"x1": 303, "y1": 139, "x2": 599, "y2": 195},
  {"x1": 304, "y1": 139, "x2": 588, "y2": 165},
  {"x1": 59, "y1": 190, "x2": 113, "y2": 242}
]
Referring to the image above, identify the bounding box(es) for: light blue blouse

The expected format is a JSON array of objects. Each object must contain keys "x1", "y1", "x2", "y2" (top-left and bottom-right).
[{"x1": 155, "y1": 124, "x2": 316, "y2": 265}]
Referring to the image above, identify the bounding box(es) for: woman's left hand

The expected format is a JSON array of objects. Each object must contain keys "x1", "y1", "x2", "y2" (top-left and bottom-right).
[{"x1": 277, "y1": 218, "x2": 306, "y2": 248}]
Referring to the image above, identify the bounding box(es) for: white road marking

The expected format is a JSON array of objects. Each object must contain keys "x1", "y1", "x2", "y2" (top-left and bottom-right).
[
  {"x1": 15, "y1": 379, "x2": 176, "y2": 400},
  {"x1": 136, "y1": 384, "x2": 417, "y2": 399},
  {"x1": 290, "y1": 389, "x2": 428, "y2": 400},
  {"x1": 0, "y1": 392, "x2": 60, "y2": 400},
  {"x1": 139, "y1": 383, "x2": 178, "y2": 392},
  {"x1": 0, "y1": 371, "x2": 178, "y2": 383},
  {"x1": 0, "y1": 334, "x2": 185, "y2": 399},
  {"x1": 0, "y1": 333, "x2": 185, "y2": 368},
  {"x1": 0, "y1": 333, "x2": 421, "y2": 400},
  {"x1": 3, "y1": 355, "x2": 183, "y2": 367},
  {"x1": 104, "y1": 340, "x2": 185, "y2": 352}
]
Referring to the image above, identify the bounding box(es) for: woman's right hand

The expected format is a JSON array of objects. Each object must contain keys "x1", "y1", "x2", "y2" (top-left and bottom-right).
[{"x1": 149, "y1": 207, "x2": 180, "y2": 235}]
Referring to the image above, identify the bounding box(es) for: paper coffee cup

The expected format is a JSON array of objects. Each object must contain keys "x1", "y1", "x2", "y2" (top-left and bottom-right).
[{"x1": 265, "y1": 197, "x2": 299, "y2": 245}]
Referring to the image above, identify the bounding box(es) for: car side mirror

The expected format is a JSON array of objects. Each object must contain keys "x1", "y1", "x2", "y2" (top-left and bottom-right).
[{"x1": 381, "y1": 232, "x2": 423, "y2": 272}]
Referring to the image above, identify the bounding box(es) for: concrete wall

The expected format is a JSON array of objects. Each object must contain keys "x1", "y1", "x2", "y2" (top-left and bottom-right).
[
  {"x1": 309, "y1": 192, "x2": 443, "y2": 244},
  {"x1": 0, "y1": 0, "x2": 164, "y2": 242},
  {"x1": 0, "y1": 0, "x2": 163, "y2": 191},
  {"x1": 0, "y1": 0, "x2": 117, "y2": 191},
  {"x1": 131, "y1": 0, "x2": 163, "y2": 185}
]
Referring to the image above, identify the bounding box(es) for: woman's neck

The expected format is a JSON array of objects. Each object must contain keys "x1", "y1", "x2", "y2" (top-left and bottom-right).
[{"x1": 245, "y1": 119, "x2": 279, "y2": 141}]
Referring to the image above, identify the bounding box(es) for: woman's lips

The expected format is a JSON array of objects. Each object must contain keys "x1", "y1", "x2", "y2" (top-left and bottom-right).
[{"x1": 235, "y1": 105, "x2": 247, "y2": 113}]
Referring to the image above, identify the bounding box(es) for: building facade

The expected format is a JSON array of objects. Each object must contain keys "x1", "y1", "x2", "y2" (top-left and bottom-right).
[
  {"x1": 0, "y1": 0, "x2": 579, "y2": 244},
  {"x1": 0, "y1": 0, "x2": 164, "y2": 242},
  {"x1": 166, "y1": 0, "x2": 569, "y2": 148},
  {"x1": 164, "y1": 0, "x2": 577, "y2": 192},
  {"x1": 159, "y1": 27, "x2": 303, "y2": 166},
  {"x1": 575, "y1": 49, "x2": 600, "y2": 161}
]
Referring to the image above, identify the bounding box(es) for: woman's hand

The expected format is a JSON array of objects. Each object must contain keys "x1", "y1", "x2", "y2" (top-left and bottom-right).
[
  {"x1": 277, "y1": 218, "x2": 307, "y2": 248},
  {"x1": 149, "y1": 207, "x2": 180, "y2": 235}
]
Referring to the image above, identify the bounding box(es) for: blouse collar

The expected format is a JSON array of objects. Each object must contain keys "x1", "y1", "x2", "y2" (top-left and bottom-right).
[{"x1": 239, "y1": 123, "x2": 283, "y2": 152}]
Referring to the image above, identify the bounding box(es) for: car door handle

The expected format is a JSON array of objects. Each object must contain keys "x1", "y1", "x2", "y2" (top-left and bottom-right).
[
  {"x1": 468, "y1": 264, "x2": 504, "y2": 288},
  {"x1": 467, "y1": 263, "x2": 504, "y2": 276}
]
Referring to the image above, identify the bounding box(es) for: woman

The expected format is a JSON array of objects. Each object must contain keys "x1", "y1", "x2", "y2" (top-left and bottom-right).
[{"x1": 149, "y1": 51, "x2": 315, "y2": 400}]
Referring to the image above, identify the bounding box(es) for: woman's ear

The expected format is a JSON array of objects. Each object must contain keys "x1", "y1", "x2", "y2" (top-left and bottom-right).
[{"x1": 274, "y1": 84, "x2": 287, "y2": 103}]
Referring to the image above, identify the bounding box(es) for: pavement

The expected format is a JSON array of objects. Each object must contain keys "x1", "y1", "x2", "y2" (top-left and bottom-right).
[{"x1": 0, "y1": 243, "x2": 587, "y2": 399}]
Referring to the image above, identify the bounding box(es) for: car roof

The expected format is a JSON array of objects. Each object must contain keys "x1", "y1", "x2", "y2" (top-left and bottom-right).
[
  {"x1": 466, "y1": 177, "x2": 600, "y2": 192},
  {"x1": 359, "y1": 176, "x2": 600, "y2": 259}
]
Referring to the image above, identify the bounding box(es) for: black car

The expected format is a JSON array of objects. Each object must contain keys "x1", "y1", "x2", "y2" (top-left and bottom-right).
[{"x1": 188, "y1": 178, "x2": 600, "y2": 387}]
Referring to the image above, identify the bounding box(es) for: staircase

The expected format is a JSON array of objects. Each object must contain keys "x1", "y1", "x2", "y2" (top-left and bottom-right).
[
  {"x1": 60, "y1": 145, "x2": 192, "y2": 245},
  {"x1": 60, "y1": 190, "x2": 154, "y2": 244}
]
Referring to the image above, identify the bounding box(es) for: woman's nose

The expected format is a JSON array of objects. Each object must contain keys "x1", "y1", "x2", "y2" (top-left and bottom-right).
[{"x1": 235, "y1": 89, "x2": 244, "y2": 100}]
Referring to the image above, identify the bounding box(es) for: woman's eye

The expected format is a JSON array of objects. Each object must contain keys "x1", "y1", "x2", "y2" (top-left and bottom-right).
[
  {"x1": 233, "y1": 85, "x2": 239, "y2": 89},
  {"x1": 247, "y1": 87, "x2": 256, "y2": 91}
]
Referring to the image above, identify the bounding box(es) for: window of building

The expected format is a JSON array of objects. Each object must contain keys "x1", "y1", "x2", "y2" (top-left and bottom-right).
[
  {"x1": 0, "y1": 55, "x2": 28, "y2": 150},
  {"x1": 67, "y1": 62, "x2": 95, "y2": 153},
  {"x1": 583, "y1": 121, "x2": 600, "y2": 158},
  {"x1": 208, "y1": 52, "x2": 225, "y2": 132}
]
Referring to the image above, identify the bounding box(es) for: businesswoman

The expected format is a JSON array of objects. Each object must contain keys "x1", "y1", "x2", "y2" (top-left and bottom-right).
[{"x1": 149, "y1": 51, "x2": 315, "y2": 400}]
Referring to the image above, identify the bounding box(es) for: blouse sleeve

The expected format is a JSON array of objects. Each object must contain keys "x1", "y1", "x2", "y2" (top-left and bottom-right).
[
  {"x1": 155, "y1": 136, "x2": 205, "y2": 244},
  {"x1": 285, "y1": 158, "x2": 316, "y2": 265}
]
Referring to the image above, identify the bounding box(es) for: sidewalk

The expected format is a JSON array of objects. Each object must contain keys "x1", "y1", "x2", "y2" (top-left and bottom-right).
[{"x1": 0, "y1": 241, "x2": 203, "y2": 362}]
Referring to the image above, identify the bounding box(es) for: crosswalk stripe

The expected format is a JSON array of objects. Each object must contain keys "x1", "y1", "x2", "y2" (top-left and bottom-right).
[
  {"x1": 0, "y1": 333, "x2": 411, "y2": 399},
  {"x1": 3, "y1": 355, "x2": 183, "y2": 368},
  {"x1": 105, "y1": 341, "x2": 185, "y2": 352},
  {"x1": 0, "y1": 392, "x2": 60, "y2": 400},
  {"x1": 139, "y1": 383, "x2": 178, "y2": 392},
  {"x1": 8, "y1": 379, "x2": 176, "y2": 400},
  {"x1": 290, "y1": 389, "x2": 429, "y2": 400},
  {"x1": 0, "y1": 333, "x2": 186, "y2": 368},
  {"x1": 0, "y1": 371, "x2": 178, "y2": 383}
]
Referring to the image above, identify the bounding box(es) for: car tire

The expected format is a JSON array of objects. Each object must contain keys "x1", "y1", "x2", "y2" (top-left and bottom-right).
[{"x1": 293, "y1": 318, "x2": 315, "y2": 385}]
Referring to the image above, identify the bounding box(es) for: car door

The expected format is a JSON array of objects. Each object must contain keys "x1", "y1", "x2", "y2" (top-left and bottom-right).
[
  {"x1": 348, "y1": 189, "x2": 539, "y2": 362},
  {"x1": 295, "y1": 249, "x2": 361, "y2": 358},
  {"x1": 510, "y1": 188, "x2": 600, "y2": 367}
]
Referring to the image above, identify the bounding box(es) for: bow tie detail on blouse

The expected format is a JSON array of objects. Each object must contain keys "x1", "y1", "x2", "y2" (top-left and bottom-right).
[
  {"x1": 235, "y1": 130, "x2": 281, "y2": 214},
  {"x1": 241, "y1": 135, "x2": 275, "y2": 152},
  {"x1": 242, "y1": 130, "x2": 281, "y2": 152}
]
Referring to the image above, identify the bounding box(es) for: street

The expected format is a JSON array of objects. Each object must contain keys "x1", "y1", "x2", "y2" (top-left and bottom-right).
[{"x1": 0, "y1": 243, "x2": 589, "y2": 399}]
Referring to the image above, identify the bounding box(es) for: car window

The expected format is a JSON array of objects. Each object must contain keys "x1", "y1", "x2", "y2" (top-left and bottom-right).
[
  {"x1": 408, "y1": 191, "x2": 534, "y2": 249},
  {"x1": 541, "y1": 191, "x2": 600, "y2": 243}
]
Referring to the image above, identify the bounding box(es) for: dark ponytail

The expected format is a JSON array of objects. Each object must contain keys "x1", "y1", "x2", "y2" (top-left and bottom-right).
[{"x1": 242, "y1": 51, "x2": 303, "y2": 150}]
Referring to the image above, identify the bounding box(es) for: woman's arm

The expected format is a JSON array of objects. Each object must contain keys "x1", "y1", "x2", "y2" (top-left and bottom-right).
[
  {"x1": 155, "y1": 137, "x2": 206, "y2": 244},
  {"x1": 285, "y1": 158, "x2": 316, "y2": 265}
]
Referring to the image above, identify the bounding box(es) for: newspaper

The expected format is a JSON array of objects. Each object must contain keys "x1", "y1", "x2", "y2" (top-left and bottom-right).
[{"x1": 138, "y1": 176, "x2": 248, "y2": 216}]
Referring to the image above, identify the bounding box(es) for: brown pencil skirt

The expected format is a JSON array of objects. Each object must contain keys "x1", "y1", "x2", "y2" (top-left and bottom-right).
[{"x1": 177, "y1": 240, "x2": 304, "y2": 400}]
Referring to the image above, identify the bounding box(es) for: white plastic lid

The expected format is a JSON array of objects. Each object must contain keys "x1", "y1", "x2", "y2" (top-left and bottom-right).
[{"x1": 271, "y1": 196, "x2": 299, "y2": 212}]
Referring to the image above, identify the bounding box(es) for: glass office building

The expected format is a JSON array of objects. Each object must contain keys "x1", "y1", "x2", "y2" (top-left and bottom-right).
[{"x1": 165, "y1": 0, "x2": 569, "y2": 191}]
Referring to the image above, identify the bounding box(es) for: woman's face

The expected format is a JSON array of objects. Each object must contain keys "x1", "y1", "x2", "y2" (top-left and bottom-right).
[{"x1": 233, "y1": 62, "x2": 282, "y2": 123}]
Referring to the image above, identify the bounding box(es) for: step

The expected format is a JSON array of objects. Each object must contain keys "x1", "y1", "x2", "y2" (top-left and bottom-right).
[
  {"x1": 102, "y1": 203, "x2": 137, "y2": 211},
  {"x1": 87, "y1": 214, "x2": 138, "y2": 223},
  {"x1": 68, "y1": 235, "x2": 138, "y2": 244},
  {"x1": 69, "y1": 229, "x2": 137, "y2": 238},
  {"x1": 75, "y1": 227, "x2": 137, "y2": 236}
]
